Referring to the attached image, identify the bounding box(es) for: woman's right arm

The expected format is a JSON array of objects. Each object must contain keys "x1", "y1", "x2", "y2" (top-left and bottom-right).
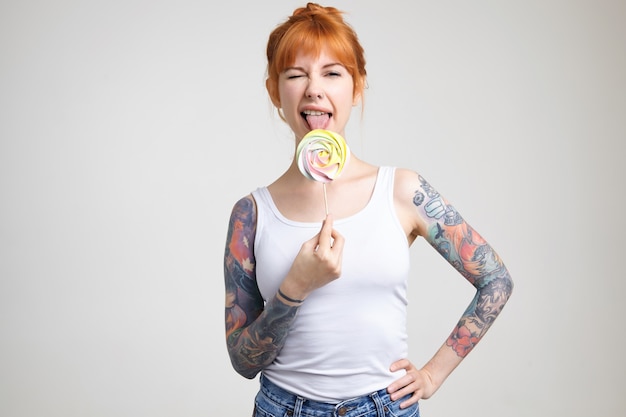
[{"x1": 224, "y1": 195, "x2": 301, "y2": 379}]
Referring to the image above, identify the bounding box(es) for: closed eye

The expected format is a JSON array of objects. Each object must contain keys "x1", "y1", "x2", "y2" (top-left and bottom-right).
[{"x1": 283, "y1": 69, "x2": 305, "y2": 79}]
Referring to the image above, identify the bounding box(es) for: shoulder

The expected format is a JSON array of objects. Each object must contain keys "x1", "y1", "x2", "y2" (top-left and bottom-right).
[
  {"x1": 394, "y1": 167, "x2": 432, "y2": 211},
  {"x1": 230, "y1": 194, "x2": 256, "y2": 214},
  {"x1": 392, "y1": 168, "x2": 457, "y2": 239},
  {"x1": 228, "y1": 194, "x2": 257, "y2": 234},
  {"x1": 393, "y1": 168, "x2": 421, "y2": 194}
]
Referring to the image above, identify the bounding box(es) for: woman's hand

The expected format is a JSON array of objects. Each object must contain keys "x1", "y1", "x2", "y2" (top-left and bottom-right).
[
  {"x1": 387, "y1": 359, "x2": 437, "y2": 409},
  {"x1": 280, "y1": 214, "x2": 345, "y2": 301}
]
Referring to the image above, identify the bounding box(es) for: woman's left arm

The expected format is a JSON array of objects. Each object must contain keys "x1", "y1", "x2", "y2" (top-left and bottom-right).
[{"x1": 389, "y1": 169, "x2": 514, "y2": 407}]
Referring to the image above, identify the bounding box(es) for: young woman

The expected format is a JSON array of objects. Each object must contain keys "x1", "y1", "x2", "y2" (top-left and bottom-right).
[{"x1": 224, "y1": 3, "x2": 513, "y2": 416}]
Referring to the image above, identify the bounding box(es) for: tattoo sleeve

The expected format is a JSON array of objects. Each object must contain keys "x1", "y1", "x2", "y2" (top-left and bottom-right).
[
  {"x1": 413, "y1": 175, "x2": 514, "y2": 358},
  {"x1": 224, "y1": 196, "x2": 300, "y2": 379}
]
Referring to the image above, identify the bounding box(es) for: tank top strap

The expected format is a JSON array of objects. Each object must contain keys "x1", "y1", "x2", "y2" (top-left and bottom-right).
[{"x1": 369, "y1": 166, "x2": 396, "y2": 211}]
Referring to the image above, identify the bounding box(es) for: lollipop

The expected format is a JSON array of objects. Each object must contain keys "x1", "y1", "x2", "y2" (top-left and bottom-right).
[{"x1": 296, "y1": 129, "x2": 350, "y2": 215}]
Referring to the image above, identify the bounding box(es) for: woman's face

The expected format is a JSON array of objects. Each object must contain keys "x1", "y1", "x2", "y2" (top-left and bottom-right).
[{"x1": 274, "y1": 48, "x2": 360, "y2": 141}]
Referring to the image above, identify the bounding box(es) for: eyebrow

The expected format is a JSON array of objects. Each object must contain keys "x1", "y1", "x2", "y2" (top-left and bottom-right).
[{"x1": 283, "y1": 62, "x2": 345, "y2": 72}]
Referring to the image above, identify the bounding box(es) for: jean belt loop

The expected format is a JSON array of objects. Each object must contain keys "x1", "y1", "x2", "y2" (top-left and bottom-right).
[
  {"x1": 370, "y1": 391, "x2": 386, "y2": 417},
  {"x1": 293, "y1": 395, "x2": 305, "y2": 417}
]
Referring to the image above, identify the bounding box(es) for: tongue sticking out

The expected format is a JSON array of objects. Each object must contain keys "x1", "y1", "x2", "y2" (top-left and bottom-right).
[{"x1": 306, "y1": 113, "x2": 330, "y2": 130}]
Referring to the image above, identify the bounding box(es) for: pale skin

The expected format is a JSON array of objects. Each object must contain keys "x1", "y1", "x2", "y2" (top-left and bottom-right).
[{"x1": 224, "y1": 48, "x2": 513, "y2": 408}]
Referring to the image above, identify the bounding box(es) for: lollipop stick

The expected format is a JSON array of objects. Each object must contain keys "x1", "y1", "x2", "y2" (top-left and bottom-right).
[{"x1": 323, "y1": 183, "x2": 329, "y2": 216}]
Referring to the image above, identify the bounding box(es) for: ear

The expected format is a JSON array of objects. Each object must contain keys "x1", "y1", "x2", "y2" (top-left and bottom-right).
[{"x1": 266, "y1": 78, "x2": 281, "y2": 108}]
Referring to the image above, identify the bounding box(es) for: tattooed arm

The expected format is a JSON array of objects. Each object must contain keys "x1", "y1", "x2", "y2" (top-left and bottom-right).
[
  {"x1": 224, "y1": 195, "x2": 301, "y2": 379},
  {"x1": 388, "y1": 169, "x2": 514, "y2": 407}
]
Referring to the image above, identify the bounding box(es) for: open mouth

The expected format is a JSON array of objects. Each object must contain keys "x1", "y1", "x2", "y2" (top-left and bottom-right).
[{"x1": 302, "y1": 110, "x2": 332, "y2": 130}]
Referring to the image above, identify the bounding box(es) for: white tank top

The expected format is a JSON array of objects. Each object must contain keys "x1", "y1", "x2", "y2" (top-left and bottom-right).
[{"x1": 251, "y1": 166, "x2": 410, "y2": 403}]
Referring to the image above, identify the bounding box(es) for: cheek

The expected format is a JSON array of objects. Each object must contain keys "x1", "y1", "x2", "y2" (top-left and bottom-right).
[
  {"x1": 330, "y1": 82, "x2": 355, "y2": 104},
  {"x1": 279, "y1": 96, "x2": 298, "y2": 117},
  {"x1": 278, "y1": 87, "x2": 301, "y2": 109},
  {"x1": 334, "y1": 90, "x2": 357, "y2": 111}
]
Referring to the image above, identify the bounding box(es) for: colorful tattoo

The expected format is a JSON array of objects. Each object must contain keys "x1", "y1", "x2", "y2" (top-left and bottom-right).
[
  {"x1": 224, "y1": 196, "x2": 300, "y2": 378},
  {"x1": 413, "y1": 175, "x2": 513, "y2": 358}
]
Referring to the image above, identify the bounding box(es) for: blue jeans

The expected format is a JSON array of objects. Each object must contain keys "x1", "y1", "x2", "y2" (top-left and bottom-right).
[{"x1": 254, "y1": 374, "x2": 420, "y2": 417}]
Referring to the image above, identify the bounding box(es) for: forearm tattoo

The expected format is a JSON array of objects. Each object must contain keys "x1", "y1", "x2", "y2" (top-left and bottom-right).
[
  {"x1": 413, "y1": 176, "x2": 513, "y2": 358},
  {"x1": 224, "y1": 197, "x2": 300, "y2": 378},
  {"x1": 227, "y1": 298, "x2": 298, "y2": 378}
]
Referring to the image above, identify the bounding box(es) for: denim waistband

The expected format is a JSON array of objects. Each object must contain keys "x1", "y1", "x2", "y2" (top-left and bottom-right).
[{"x1": 258, "y1": 373, "x2": 395, "y2": 417}]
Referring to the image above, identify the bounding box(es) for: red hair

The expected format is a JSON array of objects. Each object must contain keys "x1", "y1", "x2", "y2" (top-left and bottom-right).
[{"x1": 266, "y1": 3, "x2": 367, "y2": 104}]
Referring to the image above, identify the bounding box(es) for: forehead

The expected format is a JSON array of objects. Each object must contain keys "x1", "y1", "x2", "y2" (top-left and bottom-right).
[
  {"x1": 276, "y1": 32, "x2": 353, "y2": 70},
  {"x1": 288, "y1": 48, "x2": 343, "y2": 68}
]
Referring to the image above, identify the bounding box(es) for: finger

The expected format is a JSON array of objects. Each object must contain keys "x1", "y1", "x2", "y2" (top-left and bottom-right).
[
  {"x1": 317, "y1": 214, "x2": 334, "y2": 250},
  {"x1": 387, "y1": 372, "x2": 413, "y2": 395},
  {"x1": 390, "y1": 358, "x2": 411, "y2": 372},
  {"x1": 390, "y1": 377, "x2": 421, "y2": 405},
  {"x1": 329, "y1": 227, "x2": 344, "y2": 252},
  {"x1": 302, "y1": 231, "x2": 322, "y2": 252},
  {"x1": 399, "y1": 394, "x2": 420, "y2": 409}
]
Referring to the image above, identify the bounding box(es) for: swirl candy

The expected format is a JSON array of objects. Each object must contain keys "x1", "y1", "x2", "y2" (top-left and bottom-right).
[
  {"x1": 296, "y1": 129, "x2": 350, "y2": 215},
  {"x1": 296, "y1": 129, "x2": 350, "y2": 183}
]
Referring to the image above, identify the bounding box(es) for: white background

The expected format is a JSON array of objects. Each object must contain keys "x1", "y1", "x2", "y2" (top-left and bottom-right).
[{"x1": 1, "y1": 1, "x2": 624, "y2": 416}]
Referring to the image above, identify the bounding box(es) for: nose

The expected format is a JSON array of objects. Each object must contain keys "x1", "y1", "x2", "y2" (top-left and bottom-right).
[
  {"x1": 305, "y1": 79, "x2": 324, "y2": 99},
  {"x1": 306, "y1": 90, "x2": 324, "y2": 99}
]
